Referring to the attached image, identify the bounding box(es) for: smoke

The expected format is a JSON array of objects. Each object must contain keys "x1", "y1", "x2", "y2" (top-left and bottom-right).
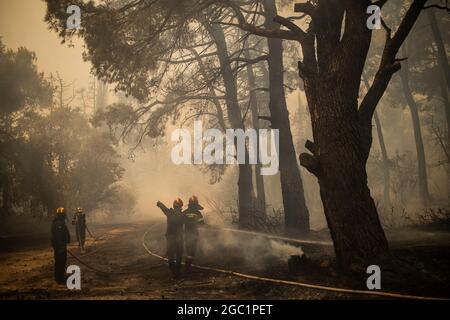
[
  {"x1": 197, "y1": 227, "x2": 303, "y2": 271},
  {"x1": 268, "y1": 239, "x2": 304, "y2": 260}
]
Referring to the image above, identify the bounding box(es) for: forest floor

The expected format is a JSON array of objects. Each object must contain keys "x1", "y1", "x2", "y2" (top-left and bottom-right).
[{"x1": 0, "y1": 219, "x2": 449, "y2": 300}]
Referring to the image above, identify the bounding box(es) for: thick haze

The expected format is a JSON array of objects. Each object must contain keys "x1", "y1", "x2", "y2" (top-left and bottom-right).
[
  {"x1": 0, "y1": 0, "x2": 91, "y2": 87},
  {"x1": 1, "y1": 0, "x2": 447, "y2": 231}
]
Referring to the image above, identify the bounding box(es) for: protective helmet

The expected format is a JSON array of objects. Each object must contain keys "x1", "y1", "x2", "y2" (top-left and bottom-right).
[
  {"x1": 76, "y1": 207, "x2": 83, "y2": 213},
  {"x1": 56, "y1": 207, "x2": 66, "y2": 215},
  {"x1": 189, "y1": 196, "x2": 199, "y2": 205},
  {"x1": 173, "y1": 198, "x2": 183, "y2": 209},
  {"x1": 188, "y1": 196, "x2": 204, "y2": 210}
]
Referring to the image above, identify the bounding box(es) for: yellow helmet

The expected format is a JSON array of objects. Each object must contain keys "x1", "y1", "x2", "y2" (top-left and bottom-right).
[
  {"x1": 173, "y1": 198, "x2": 183, "y2": 209},
  {"x1": 76, "y1": 207, "x2": 83, "y2": 213},
  {"x1": 56, "y1": 207, "x2": 66, "y2": 215},
  {"x1": 189, "y1": 196, "x2": 199, "y2": 205},
  {"x1": 188, "y1": 196, "x2": 204, "y2": 210}
]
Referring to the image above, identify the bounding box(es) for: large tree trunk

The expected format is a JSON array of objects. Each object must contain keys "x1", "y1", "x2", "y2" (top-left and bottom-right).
[
  {"x1": 243, "y1": 45, "x2": 267, "y2": 219},
  {"x1": 297, "y1": 1, "x2": 390, "y2": 270},
  {"x1": 230, "y1": 0, "x2": 425, "y2": 271},
  {"x1": 400, "y1": 46, "x2": 430, "y2": 207},
  {"x1": 303, "y1": 82, "x2": 391, "y2": 270},
  {"x1": 263, "y1": 0, "x2": 310, "y2": 237},
  {"x1": 207, "y1": 23, "x2": 255, "y2": 229},
  {"x1": 237, "y1": 163, "x2": 255, "y2": 229}
]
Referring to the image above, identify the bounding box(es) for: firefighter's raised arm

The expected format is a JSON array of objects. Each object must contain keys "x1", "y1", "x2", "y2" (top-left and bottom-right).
[{"x1": 156, "y1": 201, "x2": 170, "y2": 216}]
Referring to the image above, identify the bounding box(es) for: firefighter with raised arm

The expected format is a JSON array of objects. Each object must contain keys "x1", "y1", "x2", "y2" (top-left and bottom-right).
[
  {"x1": 51, "y1": 207, "x2": 70, "y2": 285},
  {"x1": 183, "y1": 195, "x2": 205, "y2": 275},
  {"x1": 72, "y1": 207, "x2": 86, "y2": 252},
  {"x1": 156, "y1": 198, "x2": 185, "y2": 279}
]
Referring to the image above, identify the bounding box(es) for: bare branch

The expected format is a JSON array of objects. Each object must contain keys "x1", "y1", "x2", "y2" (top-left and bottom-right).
[
  {"x1": 273, "y1": 15, "x2": 307, "y2": 42},
  {"x1": 230, "y1": 54, "x2": 269, "y2": 64},
  {"x1": 224, "y1": 0, "x2": 301, "y2": 41},
  {"x1": 159, "y1": 51, "x2": 218, "y2": 64},
  {"x1": 359, "y1": 0, "x2": 428, "y2": 124}
]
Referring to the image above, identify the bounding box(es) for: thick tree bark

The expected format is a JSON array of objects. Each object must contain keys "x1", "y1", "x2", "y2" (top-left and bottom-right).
[
  {"x1": 303, "y1": 80, "x2": 391, "y2": 270},
  {"x1": 263, "y1": 0, "x2": 310, "y2": 237},
  {"x1": 297, "y1": 1, "x2": 390, "y2": 270},
  {"x1": 244, "y1": 46, "x2": 267, "y2": 217},
  {"x1": 400, "y1": 46, "x2": 430, "y2": 207},
  {"x1": 207, "y1": 23, "x2": 255, "y2": 229},
  {"x1": 230, "y1": 0, "x2": 426, "y2": 270}
]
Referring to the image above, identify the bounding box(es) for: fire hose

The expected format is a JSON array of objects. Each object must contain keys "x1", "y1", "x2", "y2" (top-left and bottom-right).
[
  {"x1": 141, "y1": 227, "x2": 450, "y2": 300},
  {"x1": 67, "y1": 249, "x2": 133, "y2": 275},
  {"x1": 67, "y1": 248, "x2": 164, "y2": 275},
  {"x1": 204, "y1": 225, "x2": 334, "y2": 247},
  {"x1": 61, "y1": 222, "x2": 450, "y2": 300},
  {"x1": 67, "y1": 225, "x2": 163, "y2": 275},
  {"x1": 69, "y1": 224, "x2": 108, "y2": 257}
]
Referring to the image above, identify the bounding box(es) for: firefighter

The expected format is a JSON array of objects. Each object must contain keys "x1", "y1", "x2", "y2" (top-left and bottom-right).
[
  {"x1": 72, "y1": 207, "x2": 86, "y2": 252},
  {"x1": 182, "y1": 196, "x2": 204, "y2": 274},
  {"x1": 51, "y1": 207, "x2": 70, "y2": 285},
  {"x1": 156, "y1": 198, "x2": 185, "y2": 279}
]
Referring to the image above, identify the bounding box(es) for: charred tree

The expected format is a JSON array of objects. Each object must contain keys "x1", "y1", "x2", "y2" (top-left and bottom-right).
[
  {"x1": 262, "y1": 0, "x2": 310, "y2": 237},
  {"x1": 400, "y1": 45, "x2": 430, "y2": 207},
  {"x1": 363, "y1": 75, "x2": 391, "y2": 206},
  {"x1": 291, "y1": 1, "x2": 390, "y2": 270},
  {"x1": 207, "y1": 23, "x2": 256, "y2": 229},
  {"x1": 374, "y1": 111, "x2": 391, "y2": 206},
  {"x1": 243, "y1": 45, "x2": 267, "y2": 218}
]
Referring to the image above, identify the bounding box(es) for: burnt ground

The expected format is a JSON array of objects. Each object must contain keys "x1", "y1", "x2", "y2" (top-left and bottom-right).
[{"x1": 0, "y1": 219, "x2": 449, "y2": 300}]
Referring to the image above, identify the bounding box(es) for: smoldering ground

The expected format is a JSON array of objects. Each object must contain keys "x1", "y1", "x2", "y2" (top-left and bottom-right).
[
  {"x1": 195, "y1": 227, "x2": 304, "y2": 272},
  {"x1": 141, "y1": 217, "x2": 304, "y2": 274}
]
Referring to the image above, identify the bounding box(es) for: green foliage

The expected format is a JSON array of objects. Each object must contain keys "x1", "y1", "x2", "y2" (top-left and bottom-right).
[
  {"x1": 0, "y1": 40, "x2": 133, "y2": 219},
  {"x1": 45, "y1": 0, "x2": 201, "y2": 102},
  {"x1": 0, "y1": 40, "x2": 52, "y2": 114}
]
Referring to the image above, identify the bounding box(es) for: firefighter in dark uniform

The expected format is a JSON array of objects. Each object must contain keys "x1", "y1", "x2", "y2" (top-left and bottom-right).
[
  {"x1": 183, "y1": 196, "x2": 204, "y2": 274},
  {"x1": 72, "y1": 207, "x2": 86, "y2": 252},
  {"x1": 156, "y1": 198, "x2": 185, "y2": 278},
  {"x1": 51, "y1": 207, "x2": 70, "y2": 284}
]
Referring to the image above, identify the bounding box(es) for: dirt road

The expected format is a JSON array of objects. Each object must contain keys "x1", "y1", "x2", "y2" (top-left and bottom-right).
[
  {"x1": 0, "y1": 220, "x2": 449, "y2": 300},
  {"x1": 0, "y1": 220, "x2": 349, "y2": 299}
]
